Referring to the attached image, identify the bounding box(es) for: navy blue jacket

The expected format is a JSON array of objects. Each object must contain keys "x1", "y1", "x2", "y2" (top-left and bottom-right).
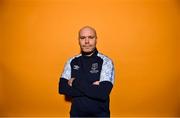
[{"x1": 59, "y1": 49, "x2": 115, "y2": 116}]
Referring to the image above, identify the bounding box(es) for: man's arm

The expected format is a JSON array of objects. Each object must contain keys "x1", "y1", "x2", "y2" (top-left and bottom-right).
[
  {"x1": 72, "y1": 59, "x2": 115, "y2": 101},
  {"x1": 58, "y1": 58, "x2": 83, "y2": 97},
  {"x1": 72, "y1": 79, "x2": 113, "y2": 101},
  {"x1": 59, "y1": 77, "x2": 83, "y2": 97}
]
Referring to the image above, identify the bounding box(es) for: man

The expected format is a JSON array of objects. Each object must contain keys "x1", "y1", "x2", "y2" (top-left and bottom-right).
[{"x1": 59, "y1": 26, "x2": 115, "y2": 117}]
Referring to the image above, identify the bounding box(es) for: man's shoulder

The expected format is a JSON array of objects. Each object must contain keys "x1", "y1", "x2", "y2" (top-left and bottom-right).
[
  {"x1": 65, "y1": 54, "x2": 82, "y2": 64},
  {"x1": 97, "y1": 52, "x2": 113, "y2": 63}
]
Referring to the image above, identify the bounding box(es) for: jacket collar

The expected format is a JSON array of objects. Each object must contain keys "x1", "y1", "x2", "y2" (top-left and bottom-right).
[{"x1": 81, "y1": 48, "x2": 98, "y2": 58}]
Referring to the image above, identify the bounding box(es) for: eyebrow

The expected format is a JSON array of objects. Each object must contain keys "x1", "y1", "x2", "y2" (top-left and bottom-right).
[{"x1": 79, "y1": 35, "x2": 95, "y2": 38}]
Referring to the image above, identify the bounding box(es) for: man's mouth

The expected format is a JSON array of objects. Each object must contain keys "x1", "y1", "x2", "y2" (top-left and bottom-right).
[{"x1": 83, "y1": 46, "x2": 91, "y2": 48}]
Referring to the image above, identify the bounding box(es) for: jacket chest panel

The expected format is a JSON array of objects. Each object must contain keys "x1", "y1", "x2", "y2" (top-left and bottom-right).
[{"x1": 71, "y1": 58, "x2": 102, "y2": 82}]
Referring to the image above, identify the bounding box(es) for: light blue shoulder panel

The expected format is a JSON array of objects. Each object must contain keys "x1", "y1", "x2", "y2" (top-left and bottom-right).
[
  {"x1": 97, "y1": 53, "x2": 115, "y2": 85},
  {"x1": 61, "y1": 54, "x2": 81, "y2": 80}
]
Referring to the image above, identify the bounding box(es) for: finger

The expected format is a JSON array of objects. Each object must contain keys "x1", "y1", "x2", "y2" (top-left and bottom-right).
[{"x1": 92, "y1": 81, "x2": 99, "y2": 85}]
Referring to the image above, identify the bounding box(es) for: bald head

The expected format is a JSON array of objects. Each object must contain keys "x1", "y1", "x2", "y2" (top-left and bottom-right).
[
  {"x1": 78, "y1": 26, "x2": 97, "y2": 39},
  {"x1": 78, "y1": 26, "x2": 97, "y2": 54}
]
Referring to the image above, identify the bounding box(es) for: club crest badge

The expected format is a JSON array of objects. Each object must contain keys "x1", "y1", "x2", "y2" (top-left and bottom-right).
[{"x1": 90, "y1": 63, "x2": 99, "y2": 74}]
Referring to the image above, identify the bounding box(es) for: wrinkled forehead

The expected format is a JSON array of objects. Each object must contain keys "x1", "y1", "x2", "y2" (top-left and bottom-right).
[{"x1": 79, "y1": 28, "x2": 96, "y2": 36}]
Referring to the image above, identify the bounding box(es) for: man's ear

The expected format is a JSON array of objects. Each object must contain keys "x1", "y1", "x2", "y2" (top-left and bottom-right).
[
  {"x1": 95, "y1": 38, "x2": 97, "y2": 44},
  {"x1": 78, "y1": 39, "x2": 80, "y2": 45}
]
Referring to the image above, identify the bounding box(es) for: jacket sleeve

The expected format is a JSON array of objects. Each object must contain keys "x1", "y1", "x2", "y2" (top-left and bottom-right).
[
  {"x1": 58, "y1": 58, "x2": 83, "y2": 97},
  {"x1": 72, "y1": 58, "x2": 115, "y2": 101},
  {"x1": 59, "y1": 77, "x2": 83, "y2": 97}
]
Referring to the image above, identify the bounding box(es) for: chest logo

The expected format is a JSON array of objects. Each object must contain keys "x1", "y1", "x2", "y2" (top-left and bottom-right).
[
  {"x1": 90, "y1": 63, "x2": 99, "y2": 74},
  {"x1": 73, "y1": 65, "x2": 80, "y2": 70}
]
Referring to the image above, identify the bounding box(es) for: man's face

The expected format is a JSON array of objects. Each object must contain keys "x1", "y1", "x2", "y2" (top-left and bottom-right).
[{"x1": 79, "y1": 28, "x2": 97, "y2": 53}]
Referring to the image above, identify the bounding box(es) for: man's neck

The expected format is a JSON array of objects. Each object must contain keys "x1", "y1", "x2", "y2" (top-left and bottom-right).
[{"x1": 81, "y1": 48, "x2": 96, "y2": 57}]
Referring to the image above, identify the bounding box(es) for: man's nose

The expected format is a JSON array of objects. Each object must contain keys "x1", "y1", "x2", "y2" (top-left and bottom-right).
[{"x1": 85, "y1": 38, "x2": 89, "y2": 43}]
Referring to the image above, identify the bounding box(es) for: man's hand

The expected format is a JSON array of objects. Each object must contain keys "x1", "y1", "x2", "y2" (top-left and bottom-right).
[
  {"x1": 68, "y1": 78, "x2": 75, "y2": 87},
  {"x1": 92, "y1": 81, "x2": 100, "y2": 85}
]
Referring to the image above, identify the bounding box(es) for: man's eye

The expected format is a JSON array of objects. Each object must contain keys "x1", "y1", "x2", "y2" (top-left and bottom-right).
[
  {"x1": 89, "y1": 36, "x2": 95, "y2": 39},
  {"x1": 80, "y1": 37, "x2": 85, "y2": 39}
]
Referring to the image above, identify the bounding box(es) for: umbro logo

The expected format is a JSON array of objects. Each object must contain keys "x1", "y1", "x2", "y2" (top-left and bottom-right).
[{"x1": 73, "y1": 65, "x2": 80, "y2": 70}]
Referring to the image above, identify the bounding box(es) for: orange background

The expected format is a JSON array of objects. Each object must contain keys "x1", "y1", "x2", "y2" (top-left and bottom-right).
[{"x1": 0, "y1": 0, "x2": 180, "y2": 117}]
